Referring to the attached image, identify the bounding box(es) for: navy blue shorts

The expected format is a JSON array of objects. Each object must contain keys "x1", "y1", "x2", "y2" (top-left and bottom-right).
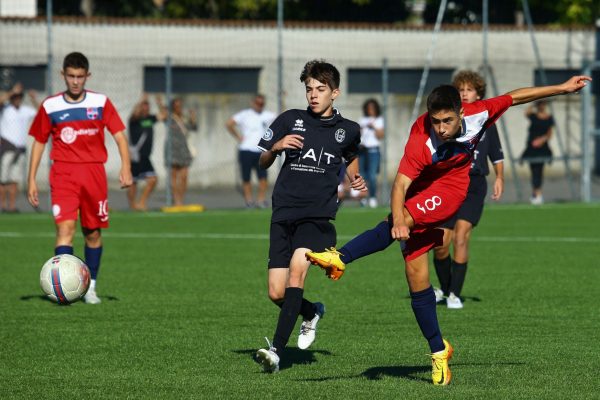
[
  {"x1": 268, "y1": 218, "x2": 336, "y2": 268},
  {"x1": 239, "y1": 150, "x2": 267, "y2": 182},
  {"x1": 440, "y1": 174, "x2": 487, "y2": 228},
  {"x1": 131, "y1": 156, "x2": 156, "y2": 181}
]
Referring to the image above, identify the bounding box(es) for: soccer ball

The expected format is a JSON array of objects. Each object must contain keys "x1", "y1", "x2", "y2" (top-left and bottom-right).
[{"x1": 40, "y1": 254, "x2": 91, "y2": 304}]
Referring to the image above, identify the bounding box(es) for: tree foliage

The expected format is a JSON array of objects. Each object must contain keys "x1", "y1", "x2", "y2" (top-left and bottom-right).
[{"x1": 36, "y1": 0, "x2": 598, "y2": 25}]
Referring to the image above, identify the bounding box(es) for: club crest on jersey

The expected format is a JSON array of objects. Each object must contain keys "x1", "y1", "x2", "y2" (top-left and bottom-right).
[
  {"x1": 87, "y1": 107, "x2": 99, "y2": 120},
  {"x1": 262, "y1": 128, "x2": 274, "y2": 141},
  {"x1": 335, "y1": 128, "x2": 346, "y2": 143}
]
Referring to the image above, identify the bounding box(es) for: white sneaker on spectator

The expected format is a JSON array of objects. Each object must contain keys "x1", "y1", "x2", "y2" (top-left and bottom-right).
[
  {"x1": 84, "y1": 288, "x2": 101, "y2": 304},
  {"x1": 530, "y1": 195, "x2": 544, "y2": 205},
  {"x1": 446, "y1": 293, "x2": 463, "y2": 309},
  {"x1": 433, "y1": 287, "x2": 445, "y2": 303},
  {"x1": 298, "y1": 302, "x2": 325, "y2": 350},
  {"x1": 256, "y1": 338, "x2": 280, "y2": 373},
  {"x1": 368, "y1": 197, "x2": 378, "y2": 208}
]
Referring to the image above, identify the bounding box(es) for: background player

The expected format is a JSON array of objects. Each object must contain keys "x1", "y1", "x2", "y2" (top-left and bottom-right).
[
  {"x1": 358, "y1": 98, "x2": 384, "y2": 208},
  {"x1": 226, "y1": 94, "x2": 275, "y2": 208},
  {"x1": 432, "y1": 70, "x2": 505, "y2": 309},
  {"x1": 0, "y1": 83, "x2": 38, "y2": 213},
  {"x1": 254, "y1": 60, "x2": 366, "y2": 373},
  {"x1": 307, "y1": 74, "x2": 591, "y2": 385},
  {"x1": 127, "y1": 94, "x2": 166, "y2": 211},
  {"x1": 27, "y1": 52, "x2": 132, "y2": 304}
]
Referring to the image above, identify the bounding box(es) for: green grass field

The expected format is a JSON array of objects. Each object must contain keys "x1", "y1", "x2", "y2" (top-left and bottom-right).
[{"x1": 1, "y1": 204, "x2": 599, "y2": 399}]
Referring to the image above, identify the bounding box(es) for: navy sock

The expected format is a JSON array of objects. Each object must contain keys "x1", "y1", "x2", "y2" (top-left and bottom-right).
[
  {"x1": 84, "y1": 246, "x2": 103, "y2": 280},
  {"x1": 272, "y1": 287, "x2": 303, "y2": 353},
  {"x1": 433, "y1": 256, "x2": 452, "y2": 296},
  {"x1": 410, "y1": 286, "x2": 444, "y2": 353},
  {"x1": 339, "y1": 220, "x2": 394, "y2": 264},
  {"x1": 450, "y1": 261, "x2": 467, "y2": 297},
  {"x1": 54, "y1": 245, "x2": 73, "y2": 255},
  {"x1": 274, "y1": 298, "x2": 316, "y2": 321}
]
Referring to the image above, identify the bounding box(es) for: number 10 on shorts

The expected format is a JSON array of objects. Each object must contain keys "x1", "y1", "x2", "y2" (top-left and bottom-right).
[{"x1": 416, "y1": 195, "x2": 442, "y2": 214}]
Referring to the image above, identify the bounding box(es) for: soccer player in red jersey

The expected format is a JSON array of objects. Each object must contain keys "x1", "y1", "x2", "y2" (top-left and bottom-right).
[
  {"x1": 307, "y1": 74, "x2": 591, "y2": 385},
  {"x1": 27, "y1": 52, "x2": 132, "y2": 304}
]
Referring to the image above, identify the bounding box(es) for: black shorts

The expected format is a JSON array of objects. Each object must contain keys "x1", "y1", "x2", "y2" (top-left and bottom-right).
[
  {"x1": 131, "y1": 156, "x2": 156, "y2": 181},
  {"x1": 239, "y1": 150, "x2": 267, "y2": 182},
  {"x1": 440, "y1": 174, "x2": 488, "y2": 228},
  {"x1": 268, "y1": 218, "x2": 336, "y2": 268}
]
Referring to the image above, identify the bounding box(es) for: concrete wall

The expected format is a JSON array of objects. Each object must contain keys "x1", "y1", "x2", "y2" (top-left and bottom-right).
[{"x1": 0, "y1": 19, "x2": 594, "y2": 191}]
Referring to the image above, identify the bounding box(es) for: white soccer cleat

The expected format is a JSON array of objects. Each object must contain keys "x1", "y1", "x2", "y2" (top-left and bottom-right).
[
  {"x1": 256, "y1": 338, "x2": 280, "y2": 373},
  {"x1": 446, "y1": 293, "x2": 463, "y2": 309},
  {"x1": 433, "y1": 287, "x2": 445, "y2": 303},
  {"x1": 297, "y1": 302, "x2": 325, "y2": 350},
  {"x1": 83, "y1": 288, "x2": 101, "y2": 304}
]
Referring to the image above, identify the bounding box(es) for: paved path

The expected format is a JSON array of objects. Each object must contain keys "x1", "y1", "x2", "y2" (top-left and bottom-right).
[{"x1": 6, "y1": 174, "x2": 600, "y2": 215}]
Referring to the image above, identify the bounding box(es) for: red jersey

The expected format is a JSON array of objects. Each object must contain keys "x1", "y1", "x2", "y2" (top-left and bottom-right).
[
  {"x1": 399, "y1": 95, "x2": 512, "y2": 194},
  {"x1": 29, "y1": 90, "x2": 125, "y2": 163}
]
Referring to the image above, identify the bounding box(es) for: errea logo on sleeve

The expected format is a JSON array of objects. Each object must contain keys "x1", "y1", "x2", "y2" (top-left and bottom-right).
[{"x1": 293, "y1": 119, "x2": 306, "y2": 132}]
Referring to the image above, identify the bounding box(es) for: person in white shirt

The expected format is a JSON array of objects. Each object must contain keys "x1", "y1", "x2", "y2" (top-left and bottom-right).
[
  {"x1": 358, "y1": 98, "x2": 384, "y2": 208},
  {"x1": 0, "y1": 84, "x2": 38, "y2": 212},
  {"x1": 226, "y1": 94, "x2": 275, "y2": 208}
]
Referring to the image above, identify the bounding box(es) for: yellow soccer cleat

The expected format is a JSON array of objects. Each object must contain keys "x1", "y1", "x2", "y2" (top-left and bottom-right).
[
  {"x1": 431, "y1": 339, "x2": 453, "y2": 386},
  {"x1": 305, "y1": 247, "x2": 346, "y2": 280}
]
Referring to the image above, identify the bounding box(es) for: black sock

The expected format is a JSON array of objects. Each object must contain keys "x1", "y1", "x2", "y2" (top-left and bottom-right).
[
  {"x1": 433, "y1": 256, "x2": 451, "y2": 296},
  {"x1": 449, "y1": 261, "x2": 468, "y2": 297},
  {"x1": 274, "y1": 298, "x2": 315, "y2": 320},
  {"x1": 410, "y1": 286, "x2": 444, "y2": 353},
  {"x1": 272, "y1": 287, "x2": 303, "y2": 353}
]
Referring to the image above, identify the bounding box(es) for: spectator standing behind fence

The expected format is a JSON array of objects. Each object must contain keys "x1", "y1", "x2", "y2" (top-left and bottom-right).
[
  {"x1": 358, "y1": 98, "x2": 384, "y2": 208},
  {"x1": 521, "y1": 100, "x2": 554, "y2": 205},
  {"x1": 0, "y1": 83, "x2": 38, "y2": 213},
  {"x1": 127, "y1": 94, "x2": 166, "y2": 211},
  {"x1": 226, "y1": 94, "x2": 275, "y2": 208},
  {"x1": 165, "y1": 97, "x2": 196, "y2": 207}
]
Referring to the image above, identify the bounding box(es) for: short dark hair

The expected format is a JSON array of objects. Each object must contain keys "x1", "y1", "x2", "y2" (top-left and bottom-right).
[
  {"x1": 452, "y1": 70, "x2": 486, "y2": 99},
  {"x1": 300, "y1": 60, "x2": 340, "y2": 89},
  {"x1": 427, "y1": 85, "x2": 462, "y2": 115},
  {"x1": 362, "y1": 98, "x2": 381, "y2": 117},
  {"x1": 63, "y1": 52, "x2": 89, "y2": 71}
]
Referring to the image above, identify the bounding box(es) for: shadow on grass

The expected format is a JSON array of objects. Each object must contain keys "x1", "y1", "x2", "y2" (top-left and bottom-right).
[
  {"x1": 234, "y1": 348, "x2": 332, "y2": 371},
  {"x1": 20, "y1": 294, "x2": 119, "y2": 302},
  {"x1": 301, "y1": 361, "x2": 527, "y2": 382},
  {"x1": 301, "y1": 365, "x2": 430, "y2": 383}
]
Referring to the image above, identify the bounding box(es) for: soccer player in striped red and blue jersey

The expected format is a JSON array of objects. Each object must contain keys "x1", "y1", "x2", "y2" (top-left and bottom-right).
[
  {"x1": 307, "y1": 74, "x2": 591, "y2": 385},
  {"x1": 27, "y1": 52, "x2": 132, "y2": 304}
]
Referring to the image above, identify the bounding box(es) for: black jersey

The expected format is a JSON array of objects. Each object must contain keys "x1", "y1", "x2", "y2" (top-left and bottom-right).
[
  {"x1": 128, "y1": 115, "x2": 157, "y2": 158},
  {"x1": 258, "y1": 108, "x2": 360, "y2": 222},
  {"x1": 470, "y1": 123, "x2": 503, "y2": 176}
]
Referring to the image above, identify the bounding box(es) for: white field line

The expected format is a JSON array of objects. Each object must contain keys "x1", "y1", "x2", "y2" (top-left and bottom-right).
[{"x1": 0, "y1": 231, "x2": 598, "y2": 243}]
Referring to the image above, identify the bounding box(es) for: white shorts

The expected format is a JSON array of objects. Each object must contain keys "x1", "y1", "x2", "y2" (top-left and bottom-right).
[{"x1": 0, "y1": 143, "x2": 25, "y2": 184}]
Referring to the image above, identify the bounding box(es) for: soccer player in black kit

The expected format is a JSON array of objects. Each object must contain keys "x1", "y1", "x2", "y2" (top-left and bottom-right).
[{"x1": 255, "y1": 60, "x2": 366, "y2": 373}]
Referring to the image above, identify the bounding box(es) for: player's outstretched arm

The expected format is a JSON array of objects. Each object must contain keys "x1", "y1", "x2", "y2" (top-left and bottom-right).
[
  {"x1": 27, "y1": 140, "x2": 46, "y2": 208},
  {"x1": 507, "y1": 75, "x2": 591, "y2": 106},
  {"x1": 112, "y1": 131, "x2": 133, "y2": 188}
]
